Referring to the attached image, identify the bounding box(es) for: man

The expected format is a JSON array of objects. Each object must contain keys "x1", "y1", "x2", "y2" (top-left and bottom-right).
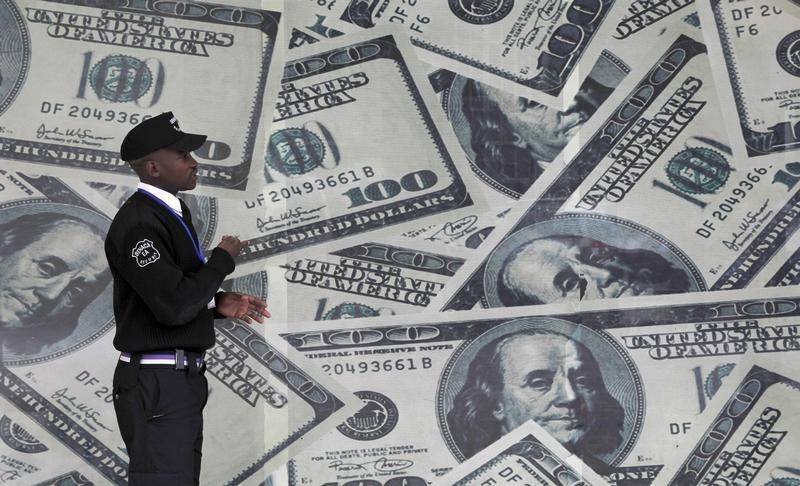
[
  {"x1": 460, "y1": 76, "x2": 612, "y2": 194},
  {"x1": 105, "y1": 112, "x2": 270, "y2": 485},
  {"x1": 0, "y1": 212, "x2": 110, "y2": 358},
  {"x1": 497, "y1": 234, "x2": 692, "y2": 305},
  {"x1": 447, "y1": 329, "x2": 624, "y2": 464}
]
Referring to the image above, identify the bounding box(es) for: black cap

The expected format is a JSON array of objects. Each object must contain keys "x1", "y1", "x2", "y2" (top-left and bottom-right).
[{"x1": 120, "y1": 112, "x2": 207, "y2": 161}]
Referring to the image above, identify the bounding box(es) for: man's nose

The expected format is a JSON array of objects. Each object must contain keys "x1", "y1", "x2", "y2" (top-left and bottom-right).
[
  {"x1": 34, "y1": 274, "x2": 72, "y2": 303},
  {"x1": 553, "y1": 375, "x2": 578, "y2": 404},
  {"x1": 576, "y1": 264, "x2": 614, "y2": 291}
]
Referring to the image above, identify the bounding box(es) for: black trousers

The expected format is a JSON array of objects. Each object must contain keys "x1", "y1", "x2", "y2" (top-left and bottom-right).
[{"x1": 112, "y1": 353, "x2": 208, "y2": 485}]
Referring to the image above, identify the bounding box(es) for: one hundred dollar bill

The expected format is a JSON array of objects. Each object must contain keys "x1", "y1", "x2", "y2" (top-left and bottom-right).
[
  {"x1": 281, "y1": 286, "x2": 800, "y2": 485},
  {"x1": 0, "y1": 0, "x2": 283, "y2": 197},
  {"x1": 331, "y1": 0, "x2": 699, "y2": 109},
  {"x1": 261, "y1": 28, "x2": 488, "y2": 257},
  {"x1": 431, "y1": 27, "x2": 800, "y2": 312},
  {"x1": 334, "y1": 0, "x2": 623, "y2": 107},
  {"x1": 696, "y1": 0, "x2": 800, "y2": 159},
  {"x1": 434, "y1": 420, "x2": 609, "y2": 486},
  {"x1": 655, "y1": 358, "x2": 800, "y2": 485}
]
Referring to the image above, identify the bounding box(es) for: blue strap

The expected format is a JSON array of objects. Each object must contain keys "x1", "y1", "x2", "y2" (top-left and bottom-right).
[{"x1": 137, "y1": 189, "x2": 206, "y2": 265}]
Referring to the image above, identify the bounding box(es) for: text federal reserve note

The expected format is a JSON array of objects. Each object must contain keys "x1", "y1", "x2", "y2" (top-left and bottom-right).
[
  {"x1": 0, "y1": 0, "x2": 282, "y2": 196},
  {"x1": 282, "y1": 287, "x2": 800, "y2": 485},
  {"x1": 434, "y1": 420, "x2": 609, "y2": 486},
  {"x1": 696, "y1": 0, "x2": 800, "y2": 159},
  {"x1": 432, "y1": 28, "x2": 800, "y2": 312},
  {"x1": 656, "y1": 358, "x2": 800, "y2": 485}
]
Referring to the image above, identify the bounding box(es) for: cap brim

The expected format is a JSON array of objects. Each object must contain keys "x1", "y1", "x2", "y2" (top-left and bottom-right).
[{"x1": 168, "y1": 132, "x2": 207, "y2": 153}]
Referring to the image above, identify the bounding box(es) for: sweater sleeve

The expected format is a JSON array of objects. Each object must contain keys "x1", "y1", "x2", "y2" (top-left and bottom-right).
[{"x1": 118, "y1": 222, "x2": 235, "y2": 326}]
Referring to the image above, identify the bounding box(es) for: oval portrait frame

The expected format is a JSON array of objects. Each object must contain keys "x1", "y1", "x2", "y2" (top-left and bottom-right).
[
  {"x1": 437, "y1": 316, "x2": 644, "y2": 466},
  {"x1": 0, "y1": 201, "x2": 113, "y2": 366}
]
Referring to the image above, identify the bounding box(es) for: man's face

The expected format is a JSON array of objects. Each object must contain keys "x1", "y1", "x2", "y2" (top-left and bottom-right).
[
  {"x1": 149, "y1": 148, "x2": 198, "y2": 193},
  {"x1": 480, "y1": 83, "x2": 586, "y2": 161},
  {"x1": 493, "y1": 334, "x2": 602, "y2": 449},
  {"x1": 505, "y1": 236, "x2": 676, "y2": 304},
  {"x1": 0, "y1": 222, "x2": 107, "y2": 329}
]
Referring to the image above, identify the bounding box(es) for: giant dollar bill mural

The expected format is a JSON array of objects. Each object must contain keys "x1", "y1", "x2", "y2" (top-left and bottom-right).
[{"x1": 1, "y1": 0, "x2": 800, "y2": 485}]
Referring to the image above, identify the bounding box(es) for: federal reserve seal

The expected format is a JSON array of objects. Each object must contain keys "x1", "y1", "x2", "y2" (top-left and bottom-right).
[
  {"x1": 336, "y1": 390, "x2": 398, "y2": 440},
  {"x1": 89, "y1": 55, "x2": 153, "y2": 103},
  {"x1": 777, "y1": 30, "x2": 800, "y2": 77},
  {"x1": 666, "y1": 148, "x2": 730, "y2": 195},
  {"x1": 323, "y1": 302, "x2": 378, "y2": 320},
  {"x1": 0, "y1": 416, "x2": 47, "y2": 453},
  {"x1": 265, "y1": 127, "x2": 326, "y2": 177},
  {"x1": 448, "y1": 0, "x2": 514, "y2": 24}
]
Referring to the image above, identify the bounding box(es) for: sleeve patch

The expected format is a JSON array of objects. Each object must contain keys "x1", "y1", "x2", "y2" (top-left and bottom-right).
[{"x1": 131, "y1": 239, "x2": 161, "y2": 267}]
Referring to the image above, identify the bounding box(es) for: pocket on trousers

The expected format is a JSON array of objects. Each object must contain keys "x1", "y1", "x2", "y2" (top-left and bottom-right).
[
  {"x1": 129, "y1": 471, "x2": 179, "y2": 485},
  {"x1": 137, "y1": 371, "x2": 162, "y2": 420}
]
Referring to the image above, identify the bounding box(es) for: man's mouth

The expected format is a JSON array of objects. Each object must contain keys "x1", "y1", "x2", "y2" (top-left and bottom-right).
[
  {"x1": 10, "y1": 294, "x2": 34, "y2": 318},
  {"x1": 542, "y1": 415, "x2": 583, "y2": 428}
]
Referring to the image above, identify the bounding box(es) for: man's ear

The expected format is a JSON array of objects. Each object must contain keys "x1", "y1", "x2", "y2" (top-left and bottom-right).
[
  {"x1": 511, "y1": 132, "x2": 526, "y2": 149},
  {"x1": 143, "y1": 159, "x2": 159, "y2": 178}
]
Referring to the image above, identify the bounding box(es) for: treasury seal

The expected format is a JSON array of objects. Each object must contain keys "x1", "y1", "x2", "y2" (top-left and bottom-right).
[
  {"x1": 666, "y1": 147, "x2": 730, "y2": 195},
  {"x1": 336, "y1": 390, "x2": 398, "y2": 441},
  {"x1": 0, "y1": 416, "x2": 47, "y2": 453},
  {"x1": 90, "y1": 55, "x2": 153, "y2": 103},
  {"x1": 265, "y1": 127, "x2": 326, "y2": 176},
  {"x1": 323, "y1": 302, "x2": 378, "y2": 320},
  {"x1": 448, "y1": 0, "x2": 513, "y2": 25},
  {"x1": 777, "y1": 30, "x2": 800, "y2": 77}
]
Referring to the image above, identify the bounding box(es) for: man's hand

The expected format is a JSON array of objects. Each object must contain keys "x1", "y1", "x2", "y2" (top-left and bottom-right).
[
  {"x1": 217, "y1": 235, "x2": 246, "y2": 257},
  {"x1": 215, "y1": 292, "x2": 270, "y2": 323}
]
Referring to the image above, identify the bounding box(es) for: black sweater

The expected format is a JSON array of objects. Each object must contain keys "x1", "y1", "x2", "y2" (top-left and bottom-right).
[{"x1": 105, "y1": 191, "x2": 234, "y2": 352}]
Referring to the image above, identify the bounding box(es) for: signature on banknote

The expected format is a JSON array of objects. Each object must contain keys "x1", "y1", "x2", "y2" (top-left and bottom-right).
[
  {"x1": 722, "y1": 201, "x2": 772, "y2": 251},
  {"x1": 35, "y1": 124, "x2": 113, "y2": 143},
  {"x1": 329, "y1": 457, "x2": 414, "y2": 473},
  {"x1": 51, "y1": 387, "x2": 113, "y2": 433},
  {"x1": 778, "y1": 99, "x2": 800, "y2": 112},
  {"x1": 428, "y1": 215, "x2": 478, "y2": 241},
  {"x1": 0, "y1": 469, "x2": 20, "y2": 484},
  {"x1": 518, "y1": 0, "x2": 566, "y2": 49},
  {"x1": 256, "y1": 205, "x2": 327, "y2": 232}
]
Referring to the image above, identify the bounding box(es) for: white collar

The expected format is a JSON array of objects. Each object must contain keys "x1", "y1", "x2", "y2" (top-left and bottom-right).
[{"x1": 137, "y1": 182, "x2": 182, "y2": 216}]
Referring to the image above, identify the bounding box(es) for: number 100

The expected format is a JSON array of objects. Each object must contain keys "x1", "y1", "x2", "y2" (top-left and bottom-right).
[{"x1": 342, "y1": 169, "x2": 438, "y2": 208}]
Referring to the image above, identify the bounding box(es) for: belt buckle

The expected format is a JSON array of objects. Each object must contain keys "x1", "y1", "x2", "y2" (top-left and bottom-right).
[{"x1": 175, "y1": 349, "x2": 186, "y2": 370}]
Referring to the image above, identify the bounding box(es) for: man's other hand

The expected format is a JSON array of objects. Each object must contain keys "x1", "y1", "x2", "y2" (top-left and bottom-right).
[
  {"x1": 217, "y1": 235, "x2": 246, "y2": 257},
  {"x1": 216, "y1": 292, "x2": 270, "y2": 323}
]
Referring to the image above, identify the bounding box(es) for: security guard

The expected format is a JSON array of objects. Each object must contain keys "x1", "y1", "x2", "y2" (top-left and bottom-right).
[{"x1": 105, "y1": 112, "x2": 270, "y2": 485}]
